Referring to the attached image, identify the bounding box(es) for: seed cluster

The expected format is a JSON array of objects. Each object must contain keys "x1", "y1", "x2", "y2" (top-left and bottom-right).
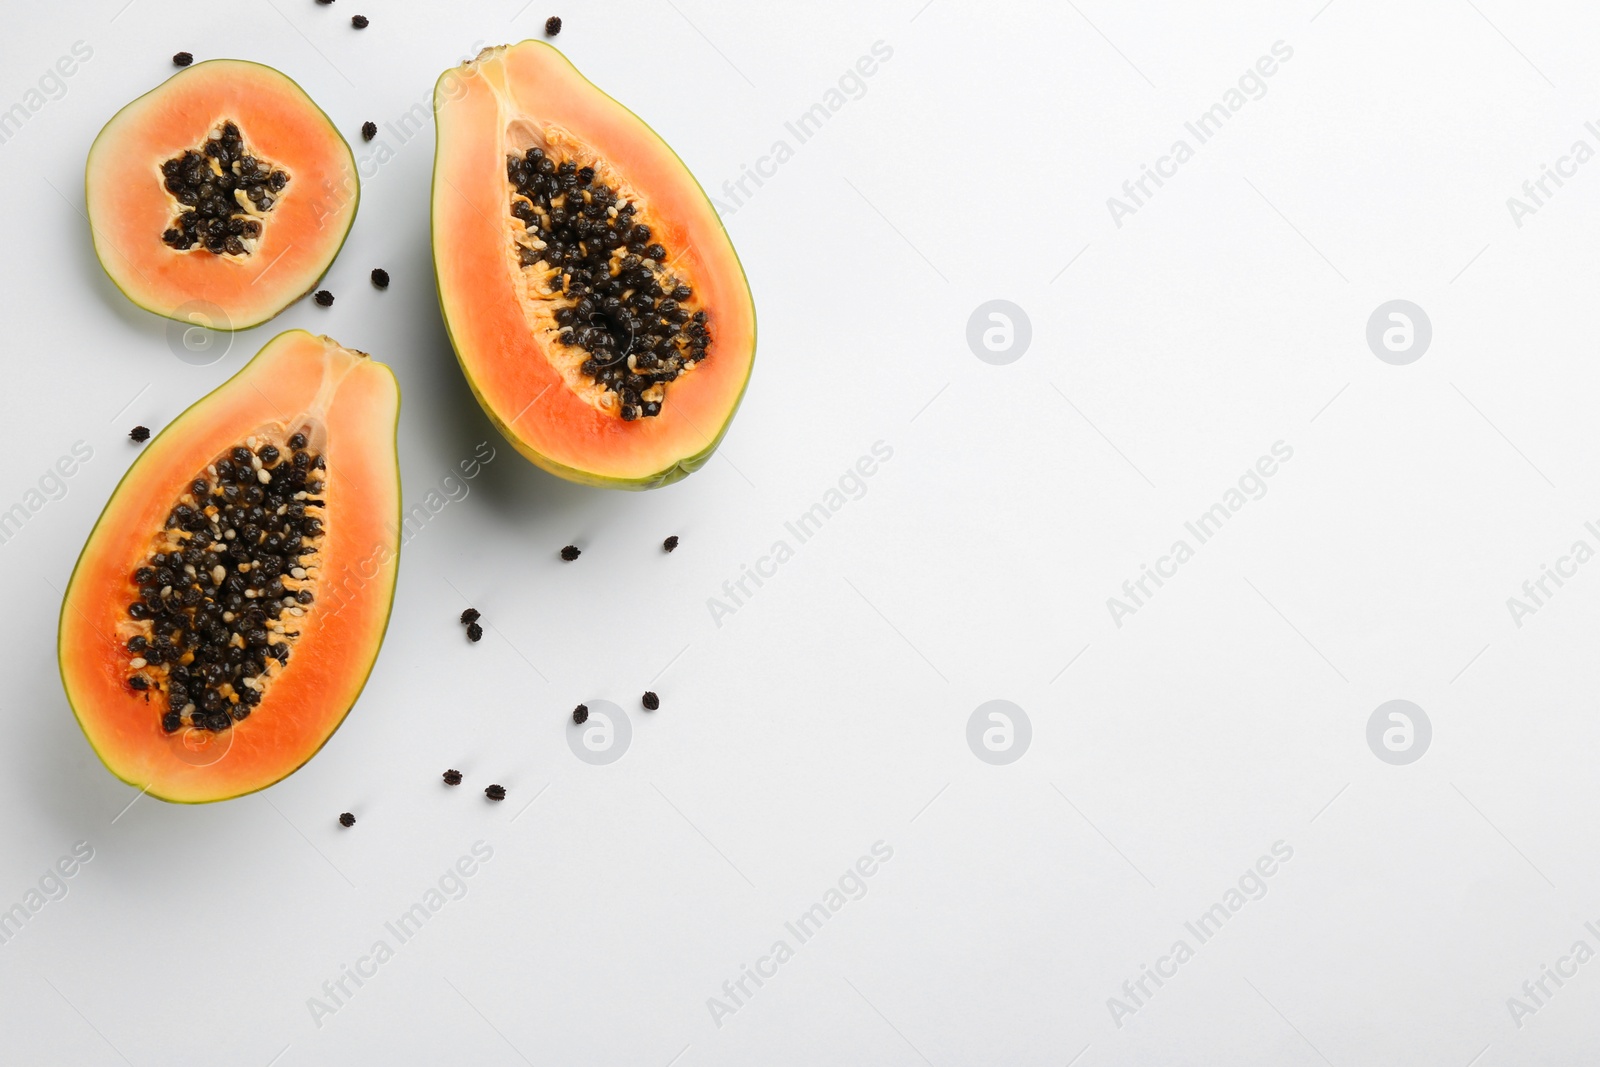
[
  {"x1": 124, "y1": 432, "x2": 326, "y2": 734},
  {"x1": 161, "y1": 122, "x2": 289, "y2": 256},
  {"x1": 507, "y1": 147, "x2": 712, "y2": 420}
]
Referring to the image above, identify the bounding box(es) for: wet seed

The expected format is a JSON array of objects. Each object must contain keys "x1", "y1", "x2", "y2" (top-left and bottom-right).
[
  {"x1": 161, "y1": 124, "x2": 288, "y2": 256},
  {"x1": 173, "y1": 52, "x2": 193, "y2": 67},
  {"x1": 370, "y1": 267, "x2": 389, "y2": 289},
  {"x1": 125, "y1": 436, "x2": 327, "y2": 733},
  {"x1": 129, "y1": 426, "x2": 151, "y2": 443},
  {"x1": 314, "y1": 290, "x2": 334, "y2": 307},
  {"x1": 507, "y1": 150, "x2": 709, "y2": 418}
]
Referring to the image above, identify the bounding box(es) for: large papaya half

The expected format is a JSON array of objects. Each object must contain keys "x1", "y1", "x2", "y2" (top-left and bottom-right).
[
  {"x1": 432, "y1": 42, "x2": 756, "y2": 489},
  {"x1": 86, "y1": 60, "x2": 358, "y2": 330},
  {"x1": 58, "y1": 331, "x2": 400, "y2": 803}
]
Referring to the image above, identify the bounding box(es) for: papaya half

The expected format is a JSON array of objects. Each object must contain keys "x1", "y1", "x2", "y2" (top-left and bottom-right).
[
  {"x1": 432, "y1": 42, "x2": 756, "y2": 489},
  {"x1": 86, "y1": 60, "x2": 358, "y2": 330},
  {"x1": 58, "y1": 331, "x2": 400, "y2": 803}
]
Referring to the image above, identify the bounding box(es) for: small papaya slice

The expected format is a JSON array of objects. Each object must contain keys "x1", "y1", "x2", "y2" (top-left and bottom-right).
[
  {"x1": 432, "y1": 42, "x2": 756, "y2": 489},
  {"x1": 58, "y1": 331, "x2": 400, "y2": 803},
  {"x1": 86, "y1": 60, "x2": 358, "y2": 330}
]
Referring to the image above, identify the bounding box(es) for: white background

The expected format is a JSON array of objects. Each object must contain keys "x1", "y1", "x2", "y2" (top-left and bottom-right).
[{"x1": 2, "y1": 0, "x2": 1598, "y2": 1063}]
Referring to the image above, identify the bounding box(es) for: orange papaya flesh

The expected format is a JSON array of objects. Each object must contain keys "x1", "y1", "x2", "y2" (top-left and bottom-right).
[
  {"x1": 58, "y1": 331, "x2": 399, "y2": 803},
  {"x1": 432, "y1": 42, "x2": 756, "y2": 489}
]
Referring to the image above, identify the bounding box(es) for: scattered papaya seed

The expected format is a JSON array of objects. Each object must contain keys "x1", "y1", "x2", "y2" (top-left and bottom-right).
[
  {"x1": 173, "y1": 52, "x2": 193, "y2": 67},
  {"x1": 662, "y1": 535, "x2": 679, "y2": 553},
  {"x1": 129, "y1": 426, "x2": 151, "y2": 443},
  {"x1": 360, "y1": 121, "x2": 376, "y2": 141},
  {"x1": 459, "y1": 607, "x2": 480, "y2": 625},
  {"x1": 339, "y1": 812, "x2": 355, "y2": 827},
  {"x1": 484, "y1": 784, "x2": 506, "y2": 801},
  {"x1": 314, "y1": 290, "x2": 334, "y2": 307},
  {"x1": 545, "y1": 16, "x2": 562, "y2": 35},
  {"x1": 351, "y1": 14, "x2": 368, "y2": 28},
  {"x1": 560, "y1": 545, "x2": 581, "y2": 561},
  {"x1": 466, "y1": 621, "x2": 483, "y2": 642},
  {"x1": 443, "y1": 769, "x2": 463, "y2": 785},
  {"x1": 370, "y1": 267, "x2": 389, "y2": 289},
  {"x1": 642, "y1": 691, "x2": 659, "y2": 711},
  {"x1": 315, "y1": 0, "x2": 334, "y2": 5},
  {"x1": 573, "y1": 703, "x2": 588, "y2": 724}
]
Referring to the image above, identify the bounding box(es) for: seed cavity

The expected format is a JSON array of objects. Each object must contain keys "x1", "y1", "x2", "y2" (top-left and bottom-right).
[
  {"x1": 160, "y1": 121, "x2": 289, "y2": 257},
  {"x1": 507, "y1": 146, "x2": 712, "y2": 420},
  {"x1": 124, "y1": 433, "x2": 328, "y2": 734}
]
